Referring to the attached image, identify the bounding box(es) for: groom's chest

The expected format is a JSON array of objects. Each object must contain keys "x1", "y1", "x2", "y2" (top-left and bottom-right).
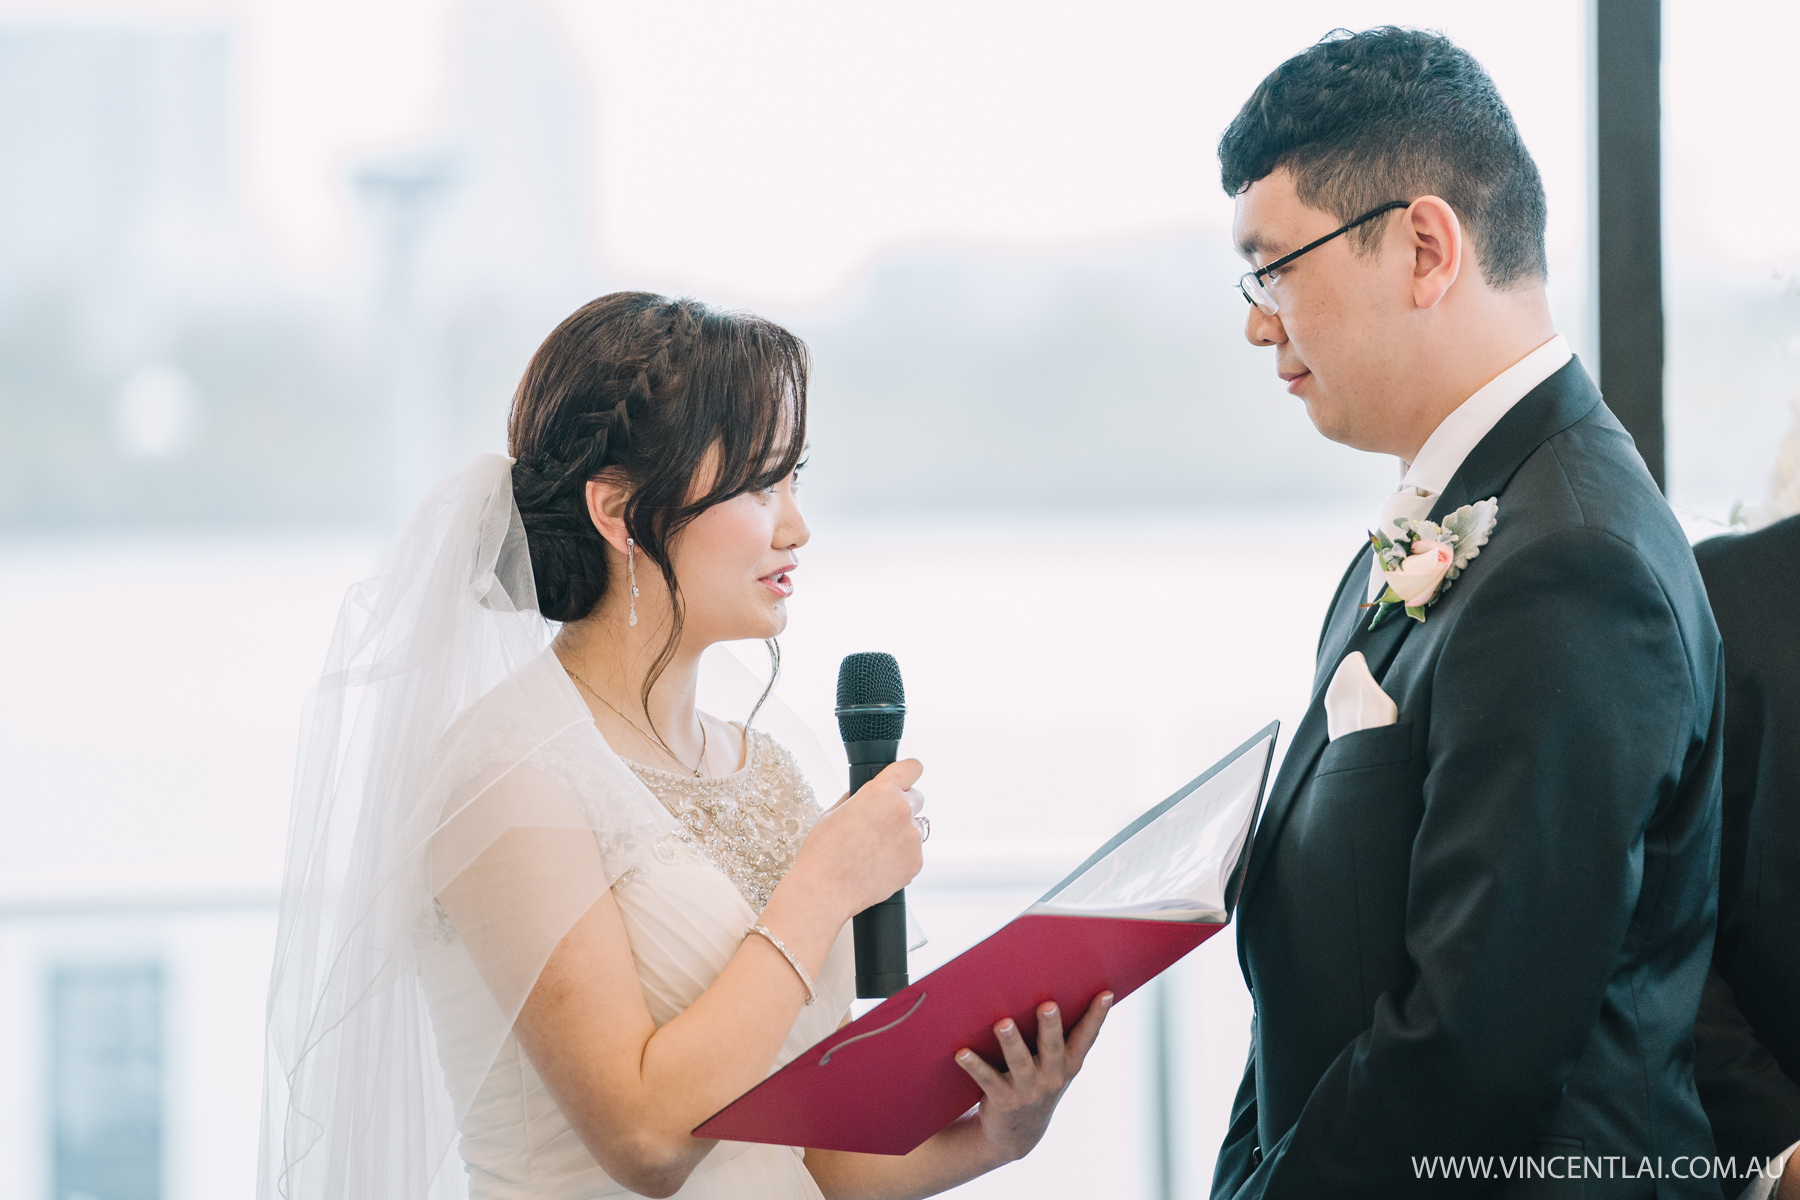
[
  {"x1": 1282, "y1": 549, "x2": 1465, "y2": 877},
  {"x1": 1244, "y1": 585, "x2": 1448, "y2": 1024}
]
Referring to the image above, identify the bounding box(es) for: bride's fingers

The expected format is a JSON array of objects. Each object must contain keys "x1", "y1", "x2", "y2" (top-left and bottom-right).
[
  {"x1": 1035, "y1": 1003, "x2": 1066, "y2": 1064},
  {"x1": 1063, "y1": 992, "x2": 1114, "y2": 1068},
  {"x1": 994, "y1": 1018, "x2": 1035, "y2": 1077},
  {"x1": 878, "y1": 758, "x2": 924, "y2": 792},
  {"x1": 954, "y1": 1047, "x2": 1005, "y2": 1093},
  {"x1": 905, "y1": 787, "x2": 924, "y2": 817}
]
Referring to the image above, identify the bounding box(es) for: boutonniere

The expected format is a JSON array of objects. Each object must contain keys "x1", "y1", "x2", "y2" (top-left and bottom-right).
[{"x1": 1363, "y1": 497, "x2": 1500, "y2": 629}]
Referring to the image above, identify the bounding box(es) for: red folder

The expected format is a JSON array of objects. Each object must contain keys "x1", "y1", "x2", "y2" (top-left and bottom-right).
[
  {"x1": 694, "y1": 723, "x2": 1278, "y2": 1156},
  {"x1": 695, "y1": 912, "x2": 1223, "y2": 1154}
]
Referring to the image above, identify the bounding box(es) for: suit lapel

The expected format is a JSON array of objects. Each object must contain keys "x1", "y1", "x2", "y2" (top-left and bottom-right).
[
  {"x1": 1427, "y1": 356, "x2": 1603, "y2": 525},
  {"x1": 1313, "y1": 544, "x2": 1375, "y2": 693},
  {"x1": 1240, "y1": 563, "x2": 1420, "y2": 906},
  {"x1": 1237, "y1": 357, "x2": 1607, "y2": 912}
]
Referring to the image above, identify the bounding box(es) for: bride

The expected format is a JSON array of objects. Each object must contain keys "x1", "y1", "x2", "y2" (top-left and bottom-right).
[{"x1": 260, "y1": 292, "x2": 1110, "y2": 1200}]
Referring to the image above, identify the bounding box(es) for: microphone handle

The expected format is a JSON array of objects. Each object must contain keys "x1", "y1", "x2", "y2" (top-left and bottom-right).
[{"x1": 845, "y1": 741, "x2": 908, "y2": 998}]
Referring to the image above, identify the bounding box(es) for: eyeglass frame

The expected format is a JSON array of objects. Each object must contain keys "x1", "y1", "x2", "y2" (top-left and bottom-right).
[{"x1": 1236, "y1": 199, "x2": 1413, "y2": 316}]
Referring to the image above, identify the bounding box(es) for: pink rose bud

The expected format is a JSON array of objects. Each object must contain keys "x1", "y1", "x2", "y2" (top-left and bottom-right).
[
  {"x1": 1409, "y1": 539, "x2": 1454, "y2": 568},
  {"x1": 1382, "y1": 539, "x2": 1454, "y2": 607}
]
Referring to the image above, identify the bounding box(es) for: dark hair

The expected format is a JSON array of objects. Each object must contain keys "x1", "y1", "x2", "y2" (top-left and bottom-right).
[
  {"x1": 508, "y1": 292, "x2": 808, "y2": 698},
  {"x1": 1218, "y1": 27, "x2": 1547, "y2": 289}
]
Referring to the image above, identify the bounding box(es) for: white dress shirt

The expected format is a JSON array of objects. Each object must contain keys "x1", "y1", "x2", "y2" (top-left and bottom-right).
[{"x1": 1368, "y1": 333, "x2": 1572, "y2": 599}]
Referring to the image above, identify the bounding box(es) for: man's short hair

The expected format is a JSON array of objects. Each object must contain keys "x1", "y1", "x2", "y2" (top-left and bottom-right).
[{"x1": 1219, "y1": 27, "x2": 1548, "y2": 289}]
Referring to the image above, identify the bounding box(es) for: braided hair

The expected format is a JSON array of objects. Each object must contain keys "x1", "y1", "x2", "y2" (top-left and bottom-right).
[{"x1": 508, "y1": 292, "x2": 809, "y2": 703}]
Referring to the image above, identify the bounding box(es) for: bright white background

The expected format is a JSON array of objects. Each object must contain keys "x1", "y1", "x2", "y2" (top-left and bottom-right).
[
  {"x1": 0, "y1": 0, "x2": 1595, "y2": 311},
  {"x1": 0, "y1": 2, "x2": 1796, "y2": 1198},
  {"x1": 4, "y1": 0, "x2": 1785, "y2": 510}
]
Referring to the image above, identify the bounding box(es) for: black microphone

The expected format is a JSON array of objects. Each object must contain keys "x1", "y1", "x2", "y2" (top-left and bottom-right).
[{"x1": 835, "y1": 651, "x2": 909, "y2": 998}]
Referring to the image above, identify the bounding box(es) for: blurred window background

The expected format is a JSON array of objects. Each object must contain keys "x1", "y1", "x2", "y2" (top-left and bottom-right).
[
  {"x1": 0, "y1": 2, "x2": 1791, "y2": 1199},
  {"x1": 1663, "y1": 1, "x2": 1800, "y2": 526},
  {"x1": 51, "y1": 964, "x2": 164, "y2": 1200}
]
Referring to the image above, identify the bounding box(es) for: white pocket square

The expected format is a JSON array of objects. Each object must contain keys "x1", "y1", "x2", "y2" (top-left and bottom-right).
[{"x1": 1324, "y1": 650, "x2": 1398, "y2": 742}]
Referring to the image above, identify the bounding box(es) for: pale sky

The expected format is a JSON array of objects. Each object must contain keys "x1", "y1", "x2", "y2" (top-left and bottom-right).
[{"x1": 1, "y1": 0, "x2": 1793, "y2": 308}]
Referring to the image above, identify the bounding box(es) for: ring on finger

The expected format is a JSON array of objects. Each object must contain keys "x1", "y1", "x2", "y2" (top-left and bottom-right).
[{"x1": 914, "y1": 815, "x2": 931, "y2": 843}]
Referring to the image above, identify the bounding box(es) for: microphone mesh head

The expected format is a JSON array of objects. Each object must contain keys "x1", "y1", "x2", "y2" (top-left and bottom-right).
[{"x1": 835, "y1": 652, "x2": 905, "y2": 741}]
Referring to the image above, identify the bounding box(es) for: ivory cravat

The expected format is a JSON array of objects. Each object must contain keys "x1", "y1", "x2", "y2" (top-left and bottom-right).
[{"x1": 1367, "y1": 487, "x2": 1437, "y2": 600}]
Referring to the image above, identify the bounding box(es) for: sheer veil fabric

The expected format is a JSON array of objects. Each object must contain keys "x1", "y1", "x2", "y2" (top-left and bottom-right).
[{"x1": 259, "y1": 455, "x2": 841, "y2": 1199}]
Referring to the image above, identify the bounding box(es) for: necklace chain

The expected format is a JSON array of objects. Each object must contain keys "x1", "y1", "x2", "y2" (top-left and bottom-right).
[{"x1": 562, "y1": 664, "x2": 708, "y2": 778}]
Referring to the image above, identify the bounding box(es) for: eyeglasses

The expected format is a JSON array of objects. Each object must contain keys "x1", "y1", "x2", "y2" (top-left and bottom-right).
[{"x1": 1236, "y1": 200, "x2": 1412, "y2": 316}]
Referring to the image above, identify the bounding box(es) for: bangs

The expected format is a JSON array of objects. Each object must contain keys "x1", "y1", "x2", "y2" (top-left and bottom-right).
[{"x1": 675, "y1": 307, "x2": 810, "y2": 512}]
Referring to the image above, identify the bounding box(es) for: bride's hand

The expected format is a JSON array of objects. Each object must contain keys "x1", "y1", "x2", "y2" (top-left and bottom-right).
[
  {"x1": 788, "y1": 759, "x2": 925, "y2": 917},
  {"x1": 954, "y1": 992, "x2": 1113, "y2": 1163}
]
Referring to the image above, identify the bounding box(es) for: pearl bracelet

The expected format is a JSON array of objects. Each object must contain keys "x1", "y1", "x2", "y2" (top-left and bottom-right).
[{"x1": 747, "y1": 923, "x2": 817, "y2": 1006}]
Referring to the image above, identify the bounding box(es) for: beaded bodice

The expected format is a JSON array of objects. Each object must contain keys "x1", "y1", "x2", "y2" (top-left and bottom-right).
[{"x1": 626, "y1": 726, "x2": 820, "y2": 913}]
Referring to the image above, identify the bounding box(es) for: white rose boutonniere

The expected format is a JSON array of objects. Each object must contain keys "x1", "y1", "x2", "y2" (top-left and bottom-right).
[{"x1": 1363, "y1": 497, "x2": 1499, "y2": 629}]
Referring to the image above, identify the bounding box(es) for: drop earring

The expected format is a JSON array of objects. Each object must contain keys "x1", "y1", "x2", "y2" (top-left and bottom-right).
[{"x1": 626, "y1": 537, "x2": 639, "y2": 627}]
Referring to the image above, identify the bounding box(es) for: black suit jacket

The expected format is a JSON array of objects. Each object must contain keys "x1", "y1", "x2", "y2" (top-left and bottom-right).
[
  {"x1": 1692, "y1": 515, "x2": 1800, "y2": 1194},
  {"x1": 1212, "y1": 360, "x2": 1725, "y2": 1199}
]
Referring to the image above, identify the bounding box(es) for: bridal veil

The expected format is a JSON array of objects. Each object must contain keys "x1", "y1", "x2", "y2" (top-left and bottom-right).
[{"x1": 258, "y1": 455, "x2": 836, "y2": 1200}]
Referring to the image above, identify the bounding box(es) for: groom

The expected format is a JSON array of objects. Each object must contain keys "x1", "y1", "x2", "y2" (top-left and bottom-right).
[{"x1": 1212, "y1": 29, "x2": 1724, "y2": 1199}]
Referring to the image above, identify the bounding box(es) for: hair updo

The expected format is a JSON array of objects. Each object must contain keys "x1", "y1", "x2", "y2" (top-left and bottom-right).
[{"x1": 508, "y1": 292, "x2": 809, "y2": 634}]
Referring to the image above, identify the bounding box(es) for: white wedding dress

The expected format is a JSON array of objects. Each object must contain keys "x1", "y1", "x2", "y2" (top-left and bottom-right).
[
  {"x1": 261, "y1": 456, "x2": 855, "y2": 1200},
  {"x1": 422, "y1": 700, "x2": 855, "y2": 1200}
]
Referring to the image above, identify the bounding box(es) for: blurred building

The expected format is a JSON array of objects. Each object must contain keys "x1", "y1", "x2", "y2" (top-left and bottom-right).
[
  {"x1": 0, "y1": 8, "x2": 600, "y2": 1199},
  {"x1": 0, "y1": 4, "x2": 1401, "y2": 538},
  {"x1": 0, "y1": 22, "x2": 374, "y2": 528},
  {"x1": 0, "y1": 3, "x2": 603, "y2": 534}
]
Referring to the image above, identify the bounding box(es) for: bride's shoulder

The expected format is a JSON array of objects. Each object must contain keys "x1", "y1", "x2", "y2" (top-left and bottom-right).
[
  {"x1": 430, "y1": 651, "x2": 590, "y2": 780},
  {"x1": 425, "y1": 654, "x2": 668, "y2": 849}
]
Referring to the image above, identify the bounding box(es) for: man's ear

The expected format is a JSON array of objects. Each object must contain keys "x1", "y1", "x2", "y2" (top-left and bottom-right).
[
  {"x1": 1404, "y1": 196, "x2": 1463, "y2": 310},
  {"x1": 584, "y1": 474, "x2": 631, "y2": 555}
]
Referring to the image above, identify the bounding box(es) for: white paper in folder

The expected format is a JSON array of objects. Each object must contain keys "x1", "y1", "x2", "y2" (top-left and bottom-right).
[{"x1": 1029, "y1": 725, "x2": 1275, "y2": 923}]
